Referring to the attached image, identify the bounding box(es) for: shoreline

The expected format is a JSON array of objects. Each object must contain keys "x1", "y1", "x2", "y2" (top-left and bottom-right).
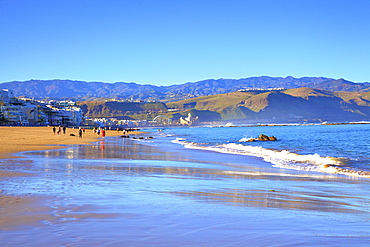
[
  {"x1": 0, "y1": 126, "x2": 141, "y2": 159},
  {"x1": 206, "y1": 121, "x2": 370, "y2": 128}
]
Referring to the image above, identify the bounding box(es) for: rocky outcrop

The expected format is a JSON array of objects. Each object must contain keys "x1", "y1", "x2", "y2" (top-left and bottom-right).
[
  {"x1": 257, "y1": 134, "x2": 277, "y2": 141},
  {"x1": 243, "y1": 134, "x2": 277, "y2": 142}
]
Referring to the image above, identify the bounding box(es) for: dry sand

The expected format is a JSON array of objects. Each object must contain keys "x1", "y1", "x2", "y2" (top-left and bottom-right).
[{"x1": 0, "y1": 126, "x2": 128, "y2": 159}]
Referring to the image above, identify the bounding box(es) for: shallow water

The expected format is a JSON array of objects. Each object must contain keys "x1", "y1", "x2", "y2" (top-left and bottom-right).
[{"x1": 1, "y1": 126, "x2": 370, "y2": 246}]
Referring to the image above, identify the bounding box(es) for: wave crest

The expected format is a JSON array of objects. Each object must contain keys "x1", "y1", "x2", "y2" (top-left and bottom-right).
[{"x1": 173, "y1": 139, "x2": 370, "y2": 178}]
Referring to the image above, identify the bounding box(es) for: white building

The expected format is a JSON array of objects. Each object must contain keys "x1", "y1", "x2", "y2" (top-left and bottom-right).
[
  {"x1": 22, "y1": 102, "x2": 39, "y2": 124},
  {"x1": 0, "y1": 89, "x2": 15, "y2": 103},
  {"x1": 0, "y1": 89, "x2": 85, "y2": 126},
  {"x1": 63, "y1": 107, "x2": 84, "y2": 126},
  {"x1": 0, "y1": 105, "x2": 28, "y2": 124},
  {"x1": 179, "y1": 112, "x2": 199, "y2": 126}
]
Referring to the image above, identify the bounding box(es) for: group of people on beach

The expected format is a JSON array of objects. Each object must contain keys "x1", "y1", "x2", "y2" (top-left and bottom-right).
[
  {"x1": 117, "y1": 127, "x2": 140, "y2": 135},
  {"x1": 93, "y1": 127, "x2": 106, "y2": 137},
  {"x1": 52, "y1": 126, "x2": 85, "y2": 138},
  {"x1": 52, "y1": 126, "x2": 67, "y2": 135},
  {"x1": 51, "y1": 126, "x2": 140, "y2": 139}
]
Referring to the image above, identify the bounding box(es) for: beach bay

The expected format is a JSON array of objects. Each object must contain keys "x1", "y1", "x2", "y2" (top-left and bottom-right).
[{"x1": 1, "y1": 125, "x2": 370, "y2": 246}]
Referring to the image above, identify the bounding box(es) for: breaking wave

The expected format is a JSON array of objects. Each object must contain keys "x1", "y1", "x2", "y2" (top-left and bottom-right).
[{"x1": 172, "y1": 138, "x2": 370, "y2": 178}]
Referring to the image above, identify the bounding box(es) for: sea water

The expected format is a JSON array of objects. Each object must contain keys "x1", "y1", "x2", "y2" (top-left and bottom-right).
[{"x1": 165, "y1": 124, "x2": 370, "y2": 178}]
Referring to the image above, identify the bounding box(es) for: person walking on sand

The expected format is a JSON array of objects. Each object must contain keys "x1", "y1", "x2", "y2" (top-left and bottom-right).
[
  {"x1": 63, "y1": 126, "x2": 66, "y2": 134},
  {"x1": 52, "y1": 126, "x2": 56, "y2": 135},
  {"x1": 78, "y1": 128, "x2": 83, "y2": 138}
]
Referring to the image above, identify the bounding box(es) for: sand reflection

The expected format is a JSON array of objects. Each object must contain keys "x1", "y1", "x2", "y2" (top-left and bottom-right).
[{"x1": 168, "y1": 188, "x2": 364, "y2": 213}]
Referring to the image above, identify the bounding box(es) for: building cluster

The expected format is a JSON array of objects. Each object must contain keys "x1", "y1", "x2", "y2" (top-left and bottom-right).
[
  {"x1": 0, "y1": 89, "x2": 83, "y2": 126},
  {"x1": 84, "y1": 117, "x2": 149, "y2": 128},
  {"x1": 238, "y1": 87, "x2": 285, "y2": 92},
  {"x1": 86, "y1": 114, "x2": 199, "y2": 128}
]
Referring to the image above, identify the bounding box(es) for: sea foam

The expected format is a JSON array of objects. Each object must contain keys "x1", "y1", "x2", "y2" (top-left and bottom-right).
[{"x1": 172, "y1": 138, "x2": 370, "y2": 178}]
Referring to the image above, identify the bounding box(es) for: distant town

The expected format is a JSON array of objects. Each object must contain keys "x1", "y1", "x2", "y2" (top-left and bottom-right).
[
  {"x1": 0, "y1": 89, "x2": 199, "y2": 127},
  {"x1": 237, "y1": 87, "x2": 285, "y2": 92},
  {"x1": 0, "y1": 89, "x2": 83, "y2": 126}
]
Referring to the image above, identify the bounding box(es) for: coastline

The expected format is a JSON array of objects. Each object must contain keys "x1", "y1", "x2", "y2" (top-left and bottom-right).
[{"x1": 1, "y1": 126, "x2": 370, "y2": 245}]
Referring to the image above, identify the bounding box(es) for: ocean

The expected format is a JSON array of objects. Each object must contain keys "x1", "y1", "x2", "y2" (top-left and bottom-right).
[
  {"x1": 1, "y1": 123, "x2": 370, "y2": 246},
  {"x1": 168, "y1": 123, "x2": 370, "y2": 178}
]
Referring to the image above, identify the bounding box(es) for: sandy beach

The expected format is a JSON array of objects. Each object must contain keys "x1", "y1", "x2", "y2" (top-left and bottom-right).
[
  {"x1": 0, "y1": 126, "x2": 141, "y2": 238},
  {"x1": 0, "y1": 126, "x2": 128, "y2": 159}
]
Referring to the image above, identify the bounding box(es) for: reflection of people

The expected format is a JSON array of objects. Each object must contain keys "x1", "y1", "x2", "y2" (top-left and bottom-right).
[{"x1": 78, "y1": 128, "x2": 83, "y2": 138}]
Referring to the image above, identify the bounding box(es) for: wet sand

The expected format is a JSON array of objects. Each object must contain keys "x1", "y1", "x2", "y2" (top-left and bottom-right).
[{"x1": 0, "y1": 126, "x2": 142, "y2": 239}]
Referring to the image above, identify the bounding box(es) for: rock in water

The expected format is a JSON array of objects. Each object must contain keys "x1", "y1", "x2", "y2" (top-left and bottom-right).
[
  {"x1": 257, "y1": 134, "x2": 277, "y2": 141},
  {"x1": 257, "y1": 134, "x2": 270, "y2": 141}
]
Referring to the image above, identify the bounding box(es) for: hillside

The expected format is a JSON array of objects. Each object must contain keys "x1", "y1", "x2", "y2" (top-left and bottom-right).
[
  {"x1": 304, "y1": 79, "x2": 370, "y2": 92},
  {"x1": 167, "y1": 88, "x2": 370, "y2": 123},
  {"x1": 2, "y1": 76, "x2": 362, "y2": 101},
  {"x1": 79, "y1": 101, "x2": 168, "y2": 117}
]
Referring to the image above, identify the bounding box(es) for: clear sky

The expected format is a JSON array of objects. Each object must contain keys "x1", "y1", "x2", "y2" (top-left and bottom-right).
[{"x1": 1, "y1": 0, "x2": 369, "y2": 85}]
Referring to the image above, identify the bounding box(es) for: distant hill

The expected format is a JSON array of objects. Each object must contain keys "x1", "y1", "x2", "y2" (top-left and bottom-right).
[
  {"x1": 2, "y1": 76, "x2": 362, "y2": 101},
  {"x1": 0, "y1": 79, "x2": 168, "y2": 101},
  {"x1": 304, "y1": 78, "x2": 370, "y2": 92},
  {"x1": 79, "y1": 101, "x2": 168, "y2": 117},
  {"x1": 166, "y1": 88, "x2": 370, "y2": 123},
  {"x1": 74, "y1": 87, "x2": 370, "y2": 123}
]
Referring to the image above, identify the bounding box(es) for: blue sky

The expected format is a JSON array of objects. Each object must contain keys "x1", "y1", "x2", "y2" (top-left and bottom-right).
[{"x1": 1, "y1": 0, "x2": 369, "y2": 85}]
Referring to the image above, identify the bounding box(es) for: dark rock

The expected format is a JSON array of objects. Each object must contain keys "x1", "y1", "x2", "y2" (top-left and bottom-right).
[
  {"x1": 257, "y1": 134, "x2": 277, "y2": 141},
  {"x1": 268, "y1": 136, "x2": 277, "y2": 141},
  {"x1": 257, "y1": 134, "x2": 270, "y2": 141}
]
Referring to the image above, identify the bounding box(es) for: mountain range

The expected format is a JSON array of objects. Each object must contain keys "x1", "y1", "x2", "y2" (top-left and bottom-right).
[{"x1": 1, "y1": 76, "x2": 370, "y2": 101}]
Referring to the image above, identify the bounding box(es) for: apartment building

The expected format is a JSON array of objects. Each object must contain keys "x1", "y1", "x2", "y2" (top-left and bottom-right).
[{"x1": 0, "y1": 89, "x2": 83, "y2": 126}]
